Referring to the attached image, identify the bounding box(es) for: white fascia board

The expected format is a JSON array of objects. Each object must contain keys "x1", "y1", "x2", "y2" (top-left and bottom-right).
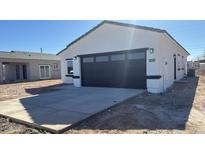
[{"x1": 163, "y1": 33, "x2": 189, "y2": 56}]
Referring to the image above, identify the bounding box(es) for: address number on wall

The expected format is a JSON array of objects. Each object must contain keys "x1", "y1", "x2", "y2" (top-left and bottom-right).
[{"x1": 149, "y1": 58, "x2": 156, "y2": 62}]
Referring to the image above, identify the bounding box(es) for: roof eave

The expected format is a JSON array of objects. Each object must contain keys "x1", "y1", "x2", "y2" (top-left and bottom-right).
[
  {"x1": 56, "y1": 20, "x2": 166, "y2": 55},
  {"x1": 56, "y1": 21, "x2": 107, "y2": 55},
  {"x1": 163, "y1": 31, "x2": 190, "y2": 55},
  {"x1": 57, "y1": 20, "x2": 190, "y2": 56}
]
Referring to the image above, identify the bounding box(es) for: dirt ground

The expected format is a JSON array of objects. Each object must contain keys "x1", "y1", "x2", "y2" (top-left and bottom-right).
[
  {"x1": 65, "y1": 69, "x2": 205, "y2": 134},
  {"x1": 0, "y1": 79, "x2": 62, "y2": 101},
  {"x1": 0, "y1": 117, "x2": 49, "y2": 134},
  {"x1": 0, "y1": 70, "x2": 204, "y2": 134}
]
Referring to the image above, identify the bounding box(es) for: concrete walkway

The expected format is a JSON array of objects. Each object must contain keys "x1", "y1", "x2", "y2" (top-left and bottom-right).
[{"x1": 0, "y1": 85, "x2": 144, "y2": 133}]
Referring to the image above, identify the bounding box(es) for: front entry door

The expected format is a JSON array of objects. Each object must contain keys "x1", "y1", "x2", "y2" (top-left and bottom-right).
[
  {"x1": 39, "y1": 65, "x2": 51, "y2": 79},
  {"x1": 174, "y1": 54, "x2": 176, "y2": 80},
  {"x1": 16, "y1": 65, "x2": 20, "y2": 80},
  {"x1": 22, "y1": 64, "x2": 27, "y2": 80}
]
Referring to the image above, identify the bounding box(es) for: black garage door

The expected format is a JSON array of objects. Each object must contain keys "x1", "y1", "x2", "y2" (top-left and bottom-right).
[{"x1": 81, "y1": 48, "x2": 147, "y2": 89}]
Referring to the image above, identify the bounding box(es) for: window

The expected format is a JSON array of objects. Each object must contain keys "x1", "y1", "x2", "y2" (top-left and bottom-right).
[
  {"x1": 182, "y1": 56, "x2": 185, "y2": 70},
  {"x1": 96, "y1": 56, "x2": 109, "y2": 62},
  {"x1": 22, "y1": 64, "x2": 27, "y2": 80},
  {"x1": 67, "y1": 60, "x2": 73, "y2": 74},
  {"x1": 39, "y1": 65, "x2": 51, "y2": 79},
  {"x1": 177, "y1": 54, "x2": 181, "y2": 70},
  {"x1": 53, "y1": 63, "x2": 58, "y2": 70},
  {"x1": 83, "y1": 57, "x2": 94, "y2": 63},
  {"x1": 111, "y1": 54, "x2": 125, "y2": 61},
  {"x1": 127, "y1": 52, "x2": 145, "y2": 60}
]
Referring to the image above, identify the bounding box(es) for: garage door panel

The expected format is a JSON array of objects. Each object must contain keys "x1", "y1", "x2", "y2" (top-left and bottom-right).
[{"x1": 81, "y1": 49, "x2": 146, "y2": 89}]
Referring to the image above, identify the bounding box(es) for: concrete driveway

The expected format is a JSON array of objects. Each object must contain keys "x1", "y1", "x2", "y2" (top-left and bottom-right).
[{"x1": 0, "y1": 85, "x2": 144, "y2": 133}]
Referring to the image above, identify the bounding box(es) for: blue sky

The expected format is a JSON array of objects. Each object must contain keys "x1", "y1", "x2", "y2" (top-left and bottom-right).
[{"x1": 0, "y1": 20, "x2": 205, "y2": 59}]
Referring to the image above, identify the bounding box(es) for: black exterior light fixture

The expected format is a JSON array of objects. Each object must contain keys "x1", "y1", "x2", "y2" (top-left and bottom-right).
[{"x1": 73, "y1": 56, "x2": 77, "y2": 60}]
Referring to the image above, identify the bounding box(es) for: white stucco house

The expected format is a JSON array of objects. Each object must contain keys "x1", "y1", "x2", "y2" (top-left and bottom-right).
[{"x1": 57, "y1": 20, "x2": 190, "y2": 93}]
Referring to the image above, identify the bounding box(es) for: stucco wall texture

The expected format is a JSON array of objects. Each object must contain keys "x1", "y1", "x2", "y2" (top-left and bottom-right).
[{"x1": 0, "y1": 58, "x2": 61, "y2": 83}]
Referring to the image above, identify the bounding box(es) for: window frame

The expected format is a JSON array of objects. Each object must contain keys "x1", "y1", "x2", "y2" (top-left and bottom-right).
[
  {"x1": 39, "y1": 65, "x2": 51, "y2": 79},
  {"x1": 82, "y1": 57, "x2": 94, "y2": 63},
  {"x1": 127, "y1": 52, "x2": 145, "y2": 60},
  {"x1": 53, "y1": 63, "x2": 58, "y2": 70},
  {"x1": 95, "y1": 55, "x2": 109, "y2": 62},
  {"x1": 110, "y1": 54, "x2": 126, "y2": 61},
  {"x1": 66, "y1": 59, "x2": 73, "y2": 75}
]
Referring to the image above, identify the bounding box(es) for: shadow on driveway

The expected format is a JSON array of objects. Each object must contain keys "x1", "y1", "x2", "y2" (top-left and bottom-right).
[
  {"x1": 24, "y1": 83, "x2": 64, "y2": 95},
  {"x1": 7, "y1": 85, "x2": 143, "y2": 133}
]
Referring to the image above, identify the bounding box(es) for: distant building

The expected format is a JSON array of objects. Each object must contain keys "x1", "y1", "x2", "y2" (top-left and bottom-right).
[
  {"x1": 193, "y1": 61, "x2": 200, "y2": 69},
  {"x1": 0, "y1": 51, "x2": 61, "y2": 83},
  {"x1": 187, "y1": 61, "x2": 194, "y2": 69},
  {"x1": 199, "y1": 59, "x2": 205, "y2": 63}
]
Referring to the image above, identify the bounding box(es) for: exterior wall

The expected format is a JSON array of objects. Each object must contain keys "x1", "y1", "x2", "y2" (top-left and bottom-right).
[
  {"x1": 59, "y1": 23, "x2": 188, "y2": 93},
  {"x1": 0, "y1": 58, "x2": 61, "y2": 83},
  {"x1": 5, "y1": 64, "x2": 18, "y2": 82},
  {"x1": 59, "y1": 23, "x2": 161, "y2": 89},
  {"x1": 73, "y1": 57, "x2": 81, "y2": 87},
  {"x1": 0, "y1": 62, "x2": 3, "y2": 83},
  {"x1": 2, "y1": 63, "x2": 30, "y2": 82},
  {"x1": 158, "y1": 34, "x2": 189, "y2": 92},
  {"x1": 146, "y1": 47, "x2": 162, "y2": 93},
  {"x1": 28, "y1": 59, "x2": 61, "y2": 80}
]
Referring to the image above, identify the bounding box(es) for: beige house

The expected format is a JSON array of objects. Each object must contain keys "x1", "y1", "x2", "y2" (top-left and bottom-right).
[{"x1": 0, "y1": 51, "x2": 61, "y2": 83}]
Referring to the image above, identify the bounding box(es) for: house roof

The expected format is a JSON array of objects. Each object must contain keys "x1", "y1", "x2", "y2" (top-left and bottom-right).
[
  {"x1": 0, "y1": 51, "x2": 60, "y2": 60},
  {"x1": 57, "y1": 20, "x2": 190, "y2": 55}
]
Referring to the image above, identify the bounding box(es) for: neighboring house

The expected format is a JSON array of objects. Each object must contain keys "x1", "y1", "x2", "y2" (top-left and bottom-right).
[
  {"x1": 0, "y1": 51, "x2": 61, "y2": 83},
  {"x1": 57, "y1": 20, "x2": 190, "y2": 93},
  {"x1": 193, "y1": 61, "x2": 200, "y2": 69}
]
